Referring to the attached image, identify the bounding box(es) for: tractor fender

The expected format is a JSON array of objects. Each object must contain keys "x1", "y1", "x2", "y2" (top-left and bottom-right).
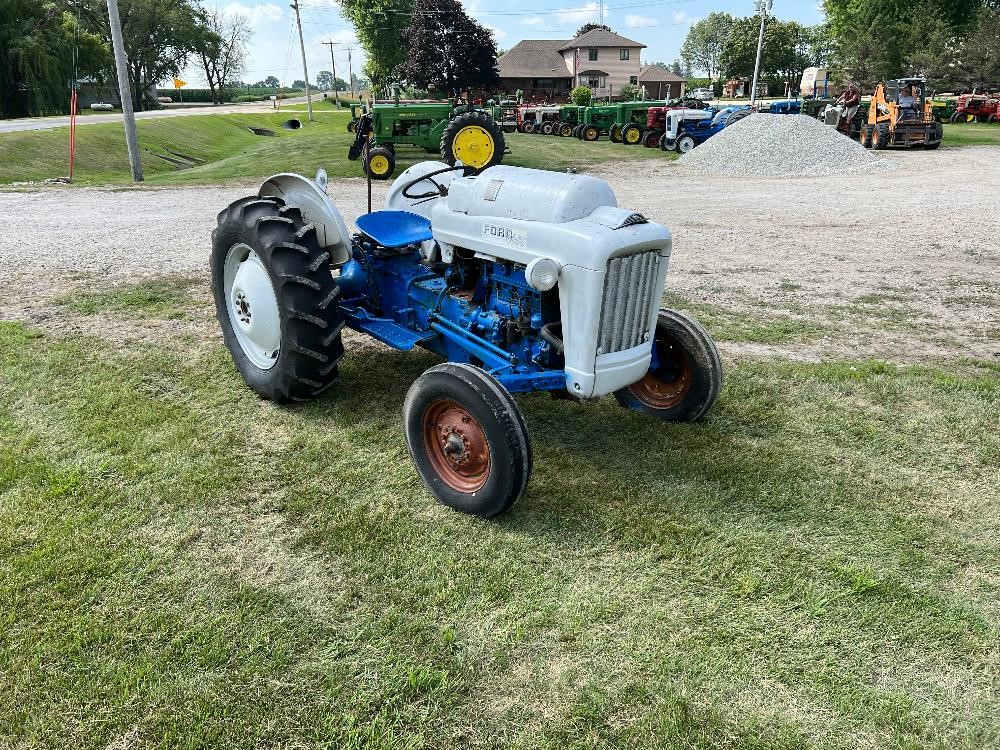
[{"x1": 259, "y1": 171, "x2": 352, "y2": 266}]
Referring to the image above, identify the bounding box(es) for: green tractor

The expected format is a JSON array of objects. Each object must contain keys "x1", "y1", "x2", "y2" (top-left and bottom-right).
[
  {"x1": 556, "y1": 105, "x2": 585, "y2": 136},
  {"x1": 576, "y1": 104, "x2": 617, "y2": 141},
  {"x1": 608, "y1": 101, "x2": 664, "y2": 145},
  {"x1": 348, "y1": 98, "x2": 506, "y2": 180}
]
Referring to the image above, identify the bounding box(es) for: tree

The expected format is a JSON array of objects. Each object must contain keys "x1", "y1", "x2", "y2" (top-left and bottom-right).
[
  {"x1": 680, "y1": 12, "x2": 735, "y2": 79},
  {"x1": 394, "y1": 0, "x2": 499, "y2": 95},
  {"x1": 194, "y1": 7, "x2": 251, "y2": 104},
  {"x1": 954, "y1": 7, "x2": 1000, "y2": 90},
  {"x1": 316, "y1": 70, "x2": 334, "y2": 91},
  {"x1": 339, "y1": 0, "x2": 413, "y2": 88},
  {"x1": 78, "y1": 0, "x2": 205, "y2": 111},
  {"x1": 1, "y1": 1, "x2": 110, "y2": 117},
  {"x1": 575, "y1": 22, "x2": 612, "y2": 38},
  {"x1": 570, "y1": 85, "x2": 592, "y2": 105}
]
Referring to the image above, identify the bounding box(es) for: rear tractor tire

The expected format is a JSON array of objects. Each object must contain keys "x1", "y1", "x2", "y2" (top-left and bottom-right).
[
  {"x1": 441, "y1": 110, "x2": 505, "y2": 172},
  {"x1": 614, "y1": 309, "x2": 722, "y2": 422},
  {"x1": 211, "y1": 196, "x2": 345, "y2": 403},
  {"x1": 404, "y1": 363, "x2": 532, "y2": 518},
  {"x1": 622, "y1": 124, "x2": 643, "y2": 145}
]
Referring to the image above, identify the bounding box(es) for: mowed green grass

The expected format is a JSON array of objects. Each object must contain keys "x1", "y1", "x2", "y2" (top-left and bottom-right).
[
  {"x1": 0, "y1": 109, "x2": 672, "y2": 186},
  {"x1": 1, "y1": 280, "x2": 998, "y2": 748},
  {"x1": 940, "y1": 122, "x2": 1000, "y2": 148}
]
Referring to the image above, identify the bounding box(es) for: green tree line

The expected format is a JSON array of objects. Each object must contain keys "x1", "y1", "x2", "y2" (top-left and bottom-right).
[
  {"x1": 680, "y1": 0, "x2": 999, "y2": 93},
  {"x1": 0, "y1": 0, "x2": 253, "y2": 119}
]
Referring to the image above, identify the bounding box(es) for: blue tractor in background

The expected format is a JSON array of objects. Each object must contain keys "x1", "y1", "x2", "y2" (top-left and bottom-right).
[{"x1": 659, "y1": 106, "x2": 752, "y2": 152}]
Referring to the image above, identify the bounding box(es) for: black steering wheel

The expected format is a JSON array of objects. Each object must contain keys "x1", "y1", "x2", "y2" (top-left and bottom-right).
[{"x1": 401, "y1": 164, "x2": 470, "y2": 200}]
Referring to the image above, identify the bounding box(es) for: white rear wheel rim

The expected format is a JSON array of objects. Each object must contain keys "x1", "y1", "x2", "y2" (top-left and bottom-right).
[{"x1": 224, "y1": 243, "x2": 281, "y2": 370}]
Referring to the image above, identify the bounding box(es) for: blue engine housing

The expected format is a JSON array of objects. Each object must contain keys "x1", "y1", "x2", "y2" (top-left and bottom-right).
[{"x1": 335, "y1": 235, "x2": 566, "y2": 393}]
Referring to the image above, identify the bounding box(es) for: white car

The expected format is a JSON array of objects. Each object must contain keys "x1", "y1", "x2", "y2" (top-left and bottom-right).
[{"x1": 689, "y1": 88, "x2": 714, "y2": 101}]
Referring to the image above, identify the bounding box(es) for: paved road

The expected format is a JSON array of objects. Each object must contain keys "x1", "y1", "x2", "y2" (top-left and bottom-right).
[{"x1": 0, "y1": 96, "x2": 319, "y2": 134}]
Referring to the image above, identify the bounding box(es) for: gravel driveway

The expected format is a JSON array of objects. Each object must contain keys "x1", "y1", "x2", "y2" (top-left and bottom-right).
[{"x1": 1, "y1": 147, "x2": 997, "y2": 361}]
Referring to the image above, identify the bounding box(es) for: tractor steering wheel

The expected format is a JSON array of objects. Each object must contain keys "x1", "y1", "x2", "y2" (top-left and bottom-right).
[{"x1": 401, "y1": 164, "x2": 470, "y2": 200}]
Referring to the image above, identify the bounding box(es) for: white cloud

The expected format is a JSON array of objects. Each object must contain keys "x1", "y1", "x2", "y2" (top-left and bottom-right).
[
  {"x1": 625, "y1": 14, "x2": 657, "y2": 28},
  {"x1": 556, "y1": 2, "x2": 601, "y2": 25},
  {"x1": 222, "y1": 2, "x2": 283, "y2": 25}
]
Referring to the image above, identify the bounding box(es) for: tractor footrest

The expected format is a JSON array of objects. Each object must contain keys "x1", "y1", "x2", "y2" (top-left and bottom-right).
[{"x1": 341, "y1": 305, "x2": 434, "y2": 351}]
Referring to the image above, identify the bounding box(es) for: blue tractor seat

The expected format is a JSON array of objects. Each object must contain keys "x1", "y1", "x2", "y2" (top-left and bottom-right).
[{"x1": 355, "y1": 210, "x2": 433, "y2": 248}]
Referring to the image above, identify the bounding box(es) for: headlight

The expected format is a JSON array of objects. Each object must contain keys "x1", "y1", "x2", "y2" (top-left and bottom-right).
[{"x1": 525, "y1": 257, "x2": 561, "y2": 291}]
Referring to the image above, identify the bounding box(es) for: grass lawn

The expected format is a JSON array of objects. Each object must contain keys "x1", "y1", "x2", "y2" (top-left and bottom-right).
[
  {"x1": 1, "y1": 278, "x2": 997, "y2": 749},
  {"x1": 0, "y1": 110, "x2": 672, "y2": 186},
  {"x1": 940, "y1": 122, "x2": 1000, "y2": 148}
]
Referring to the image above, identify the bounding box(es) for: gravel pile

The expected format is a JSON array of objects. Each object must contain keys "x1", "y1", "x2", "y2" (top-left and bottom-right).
[{"x1": 677, "y1": 113, "x2": 890, "y2": 177}]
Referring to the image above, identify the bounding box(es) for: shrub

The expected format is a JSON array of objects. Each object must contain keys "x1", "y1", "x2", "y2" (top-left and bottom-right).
[{"x1": 570, "y1": 85, "x2": 592, "y2": 106}]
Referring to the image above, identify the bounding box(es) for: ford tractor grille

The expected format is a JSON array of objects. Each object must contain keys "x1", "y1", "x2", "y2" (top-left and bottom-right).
[{"x1": 597, "y1": 251, "x2": 661, "y2": 354}]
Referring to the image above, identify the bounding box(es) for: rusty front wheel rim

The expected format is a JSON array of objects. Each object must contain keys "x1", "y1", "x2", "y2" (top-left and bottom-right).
[
  {"x1": 422, "y1": 399, "x2": 491, "y2": 492},
  {"x1": 628, "y1": 336, "x2": 693, "y2": 409}
]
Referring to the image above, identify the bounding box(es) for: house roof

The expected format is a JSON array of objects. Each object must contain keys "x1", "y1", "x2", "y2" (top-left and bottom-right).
[
  {"x1": 638, "y1": 64, "x2": 687, "y2": 83},
  {"x1": 558, "y1": 28, "x2": 646, "y2": 51},
  {"x1": 498, "y1": 40, "x2": 572, "y2": 79}
]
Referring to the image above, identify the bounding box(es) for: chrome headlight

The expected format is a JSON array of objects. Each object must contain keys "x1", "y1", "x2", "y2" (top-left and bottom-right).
[{"x1": 525, "y1": 257, "x2": 561, "y2": 291}]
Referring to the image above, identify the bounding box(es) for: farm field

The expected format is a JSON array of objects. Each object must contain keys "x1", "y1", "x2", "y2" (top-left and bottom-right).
[{"x1": 0, "y1": 145, "x2": 997, "y2": 749}]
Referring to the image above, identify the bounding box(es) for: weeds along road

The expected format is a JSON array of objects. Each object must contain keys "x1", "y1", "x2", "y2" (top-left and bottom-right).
[{"x1": 0, "y1": 146, "x2": 998, "y2": 362}]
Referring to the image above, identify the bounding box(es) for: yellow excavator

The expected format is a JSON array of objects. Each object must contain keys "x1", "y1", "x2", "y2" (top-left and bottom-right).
[{"x1": 860, "y1": 77, "x2": 943, "y2": 150}]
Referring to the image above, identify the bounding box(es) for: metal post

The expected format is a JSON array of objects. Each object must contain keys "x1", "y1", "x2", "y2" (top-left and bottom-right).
[
  {"x1": 322, "y1": 41, "x2": 340, "y2": 105},
  {"x1": 750, "y1": 0, "x2": 771, "y2": 109},
  {"x1": 290, "y1": 0, "x2": 313, "y2": 121},
  {"x1": 347, "y1": 47, "x2": 355, "y2": 100},
  {"x1": 106, "y1": 0, "x2": 143, "y2": 181}
]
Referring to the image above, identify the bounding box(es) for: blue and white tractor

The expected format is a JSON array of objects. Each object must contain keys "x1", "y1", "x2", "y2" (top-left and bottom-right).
[{"x1": 211, "y1": 162, "x2": 722, "y2": 517}]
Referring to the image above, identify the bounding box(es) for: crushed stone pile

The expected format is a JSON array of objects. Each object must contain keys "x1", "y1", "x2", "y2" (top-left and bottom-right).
[{"x1": 677, "y1": 113, "x2": 892, "y2": 177}]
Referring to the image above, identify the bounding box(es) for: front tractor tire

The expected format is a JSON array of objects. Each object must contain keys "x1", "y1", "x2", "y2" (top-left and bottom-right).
[
  {"x1": 441, "y1": 111, "x2": 505, "y2": 172},
  {"x1": 614, "y1": 309, "x2": 722, "y2": 422},
  {"x1": 211, "y1": 196, "x2": 345, "y2": 403},
  {"x1": 364, "y1": 146, "x2": 396, "y2": 180},
  {"x1": 404, "y1": 363, "x2": 532, "y2": 518}
]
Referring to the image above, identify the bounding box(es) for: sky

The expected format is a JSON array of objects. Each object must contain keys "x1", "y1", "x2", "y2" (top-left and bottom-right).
[{"x1": 180, "y1": 0, "x2": 826, "y2": 88}]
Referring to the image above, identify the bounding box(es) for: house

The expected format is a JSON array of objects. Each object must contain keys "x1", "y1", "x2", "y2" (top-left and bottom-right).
[
  {"x1": 497, "y1": 29, "x2": 647, "y2": 101},
  {"x1": 637, "y1": 65, "x2": 687, "y2": 100}
]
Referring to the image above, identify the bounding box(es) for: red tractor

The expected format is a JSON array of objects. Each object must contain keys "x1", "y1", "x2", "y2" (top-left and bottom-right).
[{"x1": 951, "y1": 93, "x2": 999, "y2": 123}]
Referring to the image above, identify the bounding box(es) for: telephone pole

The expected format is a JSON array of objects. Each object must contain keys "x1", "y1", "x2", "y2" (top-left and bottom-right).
[
  {"x1": 290, "y1": 0, "x2": 314, "y2": 121},
  {"x1": 346, "y1": 47, "x2": 355, "y2": 99},
  {"x1": 106, "y1": 0, "x2": 143, "y2": 181},
  {"x1": 322, "y1": 41, "x2": 340, "y2": 105},
  {"x1": 750, "y1": 0, "x2": 772, "y2": 109}
]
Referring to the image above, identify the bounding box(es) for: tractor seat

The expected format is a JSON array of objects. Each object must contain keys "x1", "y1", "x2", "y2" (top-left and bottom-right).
[{"x1": 355, "y1": 210, "x2": 433, "y2": 248}]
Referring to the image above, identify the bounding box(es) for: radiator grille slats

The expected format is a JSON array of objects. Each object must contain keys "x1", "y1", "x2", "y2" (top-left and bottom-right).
[{"x1": 597, "y1": 250, "x2": 662, "y2": 354}]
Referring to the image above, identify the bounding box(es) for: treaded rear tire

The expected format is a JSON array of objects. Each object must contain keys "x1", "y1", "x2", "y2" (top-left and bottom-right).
[
  {"x1": 211, "y1": 196, "x2": 345, "y2": 403},
  {"x1": 404, "y1": 363, "x2": 532, "y2": 517},
  {"x1": 441, "y1": 110, "x2": 505, "y2": 172}
]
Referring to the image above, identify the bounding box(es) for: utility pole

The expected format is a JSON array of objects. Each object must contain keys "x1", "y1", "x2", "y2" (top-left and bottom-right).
[
  {"x1": 322, "y1": 41, "x2": 340, "y2": 105},
  {"x1": 290, "y1": 0, "x2": 313, "y2": 121},
  {"x1": 106, "y1": 0, "x2": 143, "y2": 181},
  {"x1": 750, "y1": 0, "x2": 772, "y2": 109},
  {"x1": 346, "y1": 47, "x2": 355, "y2": 100}
]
